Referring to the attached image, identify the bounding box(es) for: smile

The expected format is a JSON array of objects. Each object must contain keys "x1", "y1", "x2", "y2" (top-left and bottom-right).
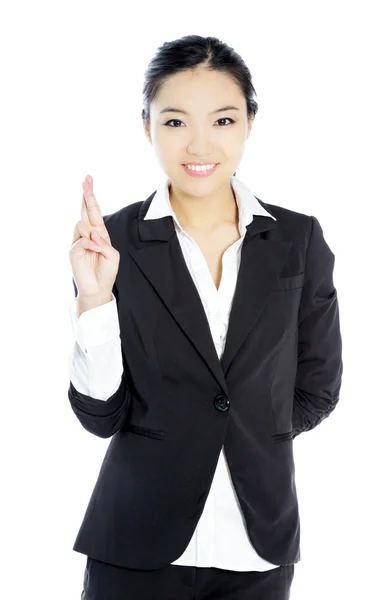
[{"x1": 182, "y1": 163, "x2": 219, "y2": 178}]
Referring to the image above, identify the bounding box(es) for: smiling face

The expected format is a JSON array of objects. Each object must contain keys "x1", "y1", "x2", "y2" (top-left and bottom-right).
[{"x1": 143, "y1": 67, "x2": 253, "y2": 198}]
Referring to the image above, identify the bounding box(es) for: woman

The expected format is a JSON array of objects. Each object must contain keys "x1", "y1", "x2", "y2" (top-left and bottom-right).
[{"x1": 68, "y1": 35, "x2": 342, "y2": 599}]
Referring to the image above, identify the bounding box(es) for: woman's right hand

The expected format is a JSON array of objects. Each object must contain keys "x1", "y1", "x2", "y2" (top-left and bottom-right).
[{"x1": 69, "y1": 175, "x2": 120, "y2": 299}]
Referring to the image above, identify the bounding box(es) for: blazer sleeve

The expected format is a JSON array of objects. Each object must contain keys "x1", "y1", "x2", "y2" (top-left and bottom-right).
[
  {"x1": 292, "y1": 215, "x2": 343, "y2": 439},
  {"x1": 67, "y1": 276, "x2": 131, "y2": 439}
]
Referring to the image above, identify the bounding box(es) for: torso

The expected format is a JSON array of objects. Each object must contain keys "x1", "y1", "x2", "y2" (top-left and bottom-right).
[{"x1": 182, "y1": 222, "x2": 242, "y2": 291}]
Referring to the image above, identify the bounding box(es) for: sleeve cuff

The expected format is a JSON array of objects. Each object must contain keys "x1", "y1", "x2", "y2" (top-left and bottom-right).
[{"x1": 68, "y1": 292, "x2": 120, "y2": 353}]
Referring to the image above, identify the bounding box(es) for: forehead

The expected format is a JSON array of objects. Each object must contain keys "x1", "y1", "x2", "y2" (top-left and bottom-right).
[{"x1": 152, "y1": 68, "x2": 245, "y2": 113}]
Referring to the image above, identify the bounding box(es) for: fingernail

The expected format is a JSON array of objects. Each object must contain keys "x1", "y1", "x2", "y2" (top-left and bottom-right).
[{"x1": 94, "y1": 230, "x2": 100, "y2": 239}]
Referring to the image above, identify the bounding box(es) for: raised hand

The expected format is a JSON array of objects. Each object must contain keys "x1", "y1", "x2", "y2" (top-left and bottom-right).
[{"x1": 69, "y1": 175, "x2": 120, "y2": 300}]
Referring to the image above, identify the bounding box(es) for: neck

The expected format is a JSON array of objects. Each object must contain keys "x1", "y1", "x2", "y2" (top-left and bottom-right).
[{"x1": 169, "y1": 180, "x2": 238, "y2": 231}]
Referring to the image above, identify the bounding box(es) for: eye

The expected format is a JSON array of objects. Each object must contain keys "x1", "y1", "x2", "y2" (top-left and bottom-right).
[
  {"x1": 164, "y1": 117, "x2": 235, "y2": 127},
  {"x1": 216, "y1": 118, "x2": 234, "y2": 126},
  {"x1": 165, "y1": 119, "x2": 184, "y2": 127}
]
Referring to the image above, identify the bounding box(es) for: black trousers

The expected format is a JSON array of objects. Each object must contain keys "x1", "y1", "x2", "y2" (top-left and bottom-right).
[{"x1": 81, "y1": 556, "x2": 295, "y2": 599}]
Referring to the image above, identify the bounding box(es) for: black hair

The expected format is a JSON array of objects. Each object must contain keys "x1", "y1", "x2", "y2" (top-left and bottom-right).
[{"x1": 141, "y1": 35, "x2": 259, "y2": 130}]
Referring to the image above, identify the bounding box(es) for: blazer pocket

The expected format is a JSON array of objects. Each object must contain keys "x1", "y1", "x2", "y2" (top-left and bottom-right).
[
  {"x1": 272, "y1": 272, "x2": 305, "y2": 291},
  {"x1": 125, "y1": 423, "x2": 165, "y2": 440},
  {"x1": 271, "y1": 430, "x2": 294, "y2": 443}
]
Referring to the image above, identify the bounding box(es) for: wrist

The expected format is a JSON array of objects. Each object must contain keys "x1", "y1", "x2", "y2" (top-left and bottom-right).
[{"x1": 77, "y1": 292, "x2": 113, "y2": 316}]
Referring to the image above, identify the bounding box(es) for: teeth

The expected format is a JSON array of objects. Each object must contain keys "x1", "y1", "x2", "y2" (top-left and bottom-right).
[{"x1": 185, "y1": 164, "x2": 216, "y2": 172}]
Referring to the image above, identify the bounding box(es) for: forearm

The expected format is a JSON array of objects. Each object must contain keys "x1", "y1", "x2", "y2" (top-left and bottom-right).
[
  {"x1": 292, "y1": 215, "x2": 343, "y2": 438},
  {"x1": 68, "y1": 291, "x2": 128, "y2": 437}
]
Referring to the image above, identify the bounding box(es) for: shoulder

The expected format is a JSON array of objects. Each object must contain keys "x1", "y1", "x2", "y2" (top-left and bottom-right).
[
  {"x1": 256, "y1": 196, "x2": 311, "y2": 225},
  {"x1": 101, "y1": 198, "x2": 149, "y2": 245},
  {"x1": 256, "y1": 196, "x2": 313, "y2": 243},
  {"x1": 103, "y1": 200, "x2": 144, "y2": 228}
]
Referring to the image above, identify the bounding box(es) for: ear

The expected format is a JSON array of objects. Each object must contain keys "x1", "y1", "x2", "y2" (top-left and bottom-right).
[
  {"x1": 247, "y1": 118, "x2": 254, "y2": 139},
  {"x1": 143, "y1": 120, "x2": 152, "y2": 144}
]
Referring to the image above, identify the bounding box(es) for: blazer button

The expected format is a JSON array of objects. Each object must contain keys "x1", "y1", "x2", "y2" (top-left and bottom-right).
[{"x1": 213, "y1": 394, "x2": 230, "y2": 412}]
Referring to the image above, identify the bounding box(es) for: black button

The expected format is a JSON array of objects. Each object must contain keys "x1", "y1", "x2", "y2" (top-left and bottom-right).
[{"x1": 213, "y1": 394, "x2": 230, "y2": 412}]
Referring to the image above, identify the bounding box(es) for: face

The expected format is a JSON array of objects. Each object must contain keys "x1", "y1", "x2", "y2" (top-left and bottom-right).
[{"x1": 143, "y1": 67, "x2": 253, "y2": 196}]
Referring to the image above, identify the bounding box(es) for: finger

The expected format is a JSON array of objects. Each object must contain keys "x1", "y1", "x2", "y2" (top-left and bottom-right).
[
  {"x1": 81, "y1": 176, "x2": 111, "y2": 244},
  {"x1": 70, "y1": 236, "x2": 102, "y2": 254},
  {"x1": 81, "y1": 175, "x2": 93, "y2": 225},
  {"x1": 71, "y1": 220, "x2": 91, "y2": 245},
  {"x1": 90, "y1": 230, "x2": 119, "y2": 262},
  {"x1": 81, "y1": 192, "x2": 91, "y2": 226},
  {"x1": 82, "y1": 175, "x2": 105, "y2": 229}
]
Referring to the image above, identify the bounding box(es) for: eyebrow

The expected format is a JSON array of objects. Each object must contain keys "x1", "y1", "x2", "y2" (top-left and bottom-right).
[{"x1": 159, "y1": 105, "x2": 240, "y2": 116}]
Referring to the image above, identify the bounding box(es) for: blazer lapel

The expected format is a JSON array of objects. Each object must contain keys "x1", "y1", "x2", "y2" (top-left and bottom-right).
[
  {"x1": 127, "y1": 193, "x2": 291, "y2": 395},
  {"x1": 219, "y1": 219, "x2": 291, "y2": 376}
]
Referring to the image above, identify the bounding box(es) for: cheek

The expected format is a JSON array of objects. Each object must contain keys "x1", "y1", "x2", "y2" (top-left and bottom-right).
[
  {"x1": 162, "y1": 148, "x2": 187, "y2": 169},
  {"x1": 227, "y1": 133, "x2": 247, "y2": 156},
  {"x1": 220, "y1": 129, "x2": 246, "y2": 152},
  {"x1": 154, "y1": 131, "x2": 181, "y2": 155}
]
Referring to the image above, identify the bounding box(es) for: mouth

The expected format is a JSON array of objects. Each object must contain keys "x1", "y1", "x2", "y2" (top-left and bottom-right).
[{"x1": 182, "y1": 163, "x2": 220, "y2": 178}]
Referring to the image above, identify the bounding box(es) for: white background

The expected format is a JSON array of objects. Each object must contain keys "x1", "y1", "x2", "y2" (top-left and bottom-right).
[{"x1": 1, "y1": 1, "x2": 382, "y2": 598}]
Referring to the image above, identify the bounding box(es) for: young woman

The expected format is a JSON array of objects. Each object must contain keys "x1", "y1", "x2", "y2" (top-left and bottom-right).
[{"x1": 68, "y1": 34, "x2": 343, "y2": 600}]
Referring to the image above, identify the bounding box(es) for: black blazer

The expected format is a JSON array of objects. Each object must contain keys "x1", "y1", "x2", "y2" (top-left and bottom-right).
[{"x1": 68, "y1": 190, "x2": 343, "y2": 569}]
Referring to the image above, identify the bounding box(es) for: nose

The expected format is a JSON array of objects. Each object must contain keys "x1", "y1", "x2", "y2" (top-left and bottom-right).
[{"x1": 186, "y1": 131, "x2": 214, "y2": 157}]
